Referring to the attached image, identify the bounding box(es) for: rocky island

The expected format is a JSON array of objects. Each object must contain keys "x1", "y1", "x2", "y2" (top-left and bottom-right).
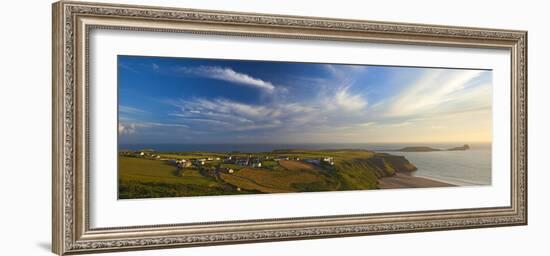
[
  {"x1": 397, "y1": 146, "x2": 441, "y2": 152},
  {"x1": 394, "y1": 144, "x2": 471, "y2": 152},
  {"x1": 447, "y1": 144, "x2": 471, "y2": 151}
]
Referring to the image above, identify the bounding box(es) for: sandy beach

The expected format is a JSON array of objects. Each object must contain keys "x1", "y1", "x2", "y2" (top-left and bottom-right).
[{"x1": 378, "y1": 173, "x2": 454, "y2": 189}]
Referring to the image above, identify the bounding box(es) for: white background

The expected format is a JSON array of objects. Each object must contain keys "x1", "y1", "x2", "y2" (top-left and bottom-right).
[{"x1": 0, "y1": 0, "x2": 547, "y2": 255}]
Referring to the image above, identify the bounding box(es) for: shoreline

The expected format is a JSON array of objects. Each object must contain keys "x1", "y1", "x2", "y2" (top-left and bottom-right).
[{"x1": 378, "y1": 173, "x2": 455, "y2": 189}]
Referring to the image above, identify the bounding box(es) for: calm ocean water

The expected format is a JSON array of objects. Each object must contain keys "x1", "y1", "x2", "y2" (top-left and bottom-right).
[
  {"x1": 378, "y1": 145, "x2": 491, "y2": 186},
  {"x1": 120, "y1": 143, "x2": 491, "y2": 186}
]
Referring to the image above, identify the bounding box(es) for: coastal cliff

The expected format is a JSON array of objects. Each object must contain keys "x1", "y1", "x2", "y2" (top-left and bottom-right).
[
  {"x1": 332, "y1": 151, "x2": 418, "y2": 190},
  {"x1": 367, "y1": 153, "x2": 418, "y2": 175}
]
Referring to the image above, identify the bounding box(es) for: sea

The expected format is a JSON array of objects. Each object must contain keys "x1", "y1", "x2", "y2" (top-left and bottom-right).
[{"x1": 119, "y1": 143, "x2": 491, "y2": 186}]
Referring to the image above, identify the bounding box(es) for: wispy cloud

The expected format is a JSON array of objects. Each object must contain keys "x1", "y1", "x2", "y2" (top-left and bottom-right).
[
  {"x1": 162, "y1": 62, "x2": 376, "y2": 139},
  {"x1": 166, "y1": 86, "x2": 371, "y2": 140},
  {"x1": 181, "y1": 66, "x2": 276, "y2": 92},
  {"x1": 119, "y1": 105, "x2": 147, "y2": 114},
  {"x1": 384, "y1": 70, "x2": 488, "y2": 118},
  {"x1": 359, "y1": 122, "x2": 376, "y2": 127},
  {"x1": 169, "y1": 98, "x2": 289, "y2": 133},
  {"x1": 118, "y1": 62, "x2": 139, "y2": 74},
  {"x1": 334, "y1": 86, "x2": 367, "y2": 111},
  {"x1": 388, "y1": 121, "x2": 413, "y2": 127},
  {"x1": 324, "y1": 64, "x2": 366, "y2": 77}
]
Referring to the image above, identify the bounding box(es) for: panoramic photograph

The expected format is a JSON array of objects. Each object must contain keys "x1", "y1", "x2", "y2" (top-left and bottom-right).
[{"x1": 117, "y1": 55, "x2": 492, "y2": 199}]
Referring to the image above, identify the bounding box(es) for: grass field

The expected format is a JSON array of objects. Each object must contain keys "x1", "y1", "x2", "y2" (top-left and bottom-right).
[
  {"x1": 118, "y1": 149, "x2": 417, "y2": 199},
  {"x1": 260, "y1": 160, "x2": 278, "y2": 168},
  {"x1": 278, "y1": 160, "x2": 317, "y2": 171},
  {"x1": 219, "y1": 172, "x2": 289, "y2": 193},
  {"x1": 219, "y1": 165, "x2": 335, "y2": 193},
  {"x1": 219, "y1": 163, "x2": 244, "y2": 170},
  {"x1": 119, "y1": 157, "x2": 211, "y2": 185},
  {"x1": 118, "y1": 156, "x2": 246, "y2": 199}
]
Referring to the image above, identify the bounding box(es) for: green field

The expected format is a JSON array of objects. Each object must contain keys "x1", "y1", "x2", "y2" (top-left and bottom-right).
[
  {"x1": 118, "y1": 149, "x2": 417, "y2": 199},
  {"x1": 118, "y1": 157, "x2": 248, "y2": 199}
]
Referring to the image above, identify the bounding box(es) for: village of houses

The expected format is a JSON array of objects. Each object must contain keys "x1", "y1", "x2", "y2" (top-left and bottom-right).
[{"x1": 121, "y1": 150, "x2": 335, "y2": 177}]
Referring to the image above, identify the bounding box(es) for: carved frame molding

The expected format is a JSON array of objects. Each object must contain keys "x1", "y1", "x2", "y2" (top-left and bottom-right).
[{"x1": 52, "y1": 1, "x2": 527, "y2": 255}]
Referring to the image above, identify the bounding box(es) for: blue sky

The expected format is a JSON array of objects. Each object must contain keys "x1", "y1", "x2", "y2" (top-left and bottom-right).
[{"x1": 118, "y1": 55, "x2": 492, "y2": 144}]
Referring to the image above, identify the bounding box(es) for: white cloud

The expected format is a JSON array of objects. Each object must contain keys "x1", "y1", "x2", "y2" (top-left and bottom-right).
[
  {"x1": 334, "y1": 86, "x2": 367, "y2": 111},
  {"x1": 118, "y1": 121, "x2": 189, "y2": 135},
  {"x1": 359, "y1": 122, "x2": 376, "y2": 127},
  {"x1": 118, "y1": 123, "x2": 136, "y2": 135},
  {"x1": 181, "y1": 66, "x2": 276, "y2": 92},
  {"x1": 167, "y1": 65, "x2": 374, "y2": 138},
  {"x1": 165, "y1": 65, "x2": 371, "y2": 138}
]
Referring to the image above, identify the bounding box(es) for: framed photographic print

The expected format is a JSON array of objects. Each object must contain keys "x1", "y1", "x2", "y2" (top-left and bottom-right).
[{"x1": 52, "y1": 1, "x2": 527, "y2": 255}]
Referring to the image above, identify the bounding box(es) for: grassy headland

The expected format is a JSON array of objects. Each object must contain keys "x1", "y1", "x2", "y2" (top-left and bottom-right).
[{"x1": 118, "y1": 149, "x2": 433, "y2": 199}]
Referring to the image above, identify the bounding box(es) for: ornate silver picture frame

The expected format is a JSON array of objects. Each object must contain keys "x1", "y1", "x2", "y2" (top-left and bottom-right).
[{"x1": 52, "y1": 1, "x2": 527, "y2": 255}]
